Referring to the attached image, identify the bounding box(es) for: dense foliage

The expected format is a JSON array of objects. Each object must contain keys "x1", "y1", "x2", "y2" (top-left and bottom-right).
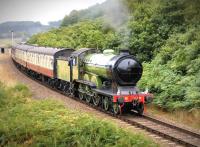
[
  {"x1": 0, "y1": 82, "x2": 157, "y2": 146},
  {"x1": 139, "y1": 28, "x2": 200, "y2": 109},
  {"x1": 28, "y1": 0, "x2": 200, "y2": 110},
  {"x1": 28, "y1": 20, "x2": 119, "y2": 49}
]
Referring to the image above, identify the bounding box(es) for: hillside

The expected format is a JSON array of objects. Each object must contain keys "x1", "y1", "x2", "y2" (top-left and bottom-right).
[
  {"x1": 0, "y1": 21, "x2": 61, "y2": 39},
  {"x1": 28, "y1": 0, "x2": 200, "y2": 111}
]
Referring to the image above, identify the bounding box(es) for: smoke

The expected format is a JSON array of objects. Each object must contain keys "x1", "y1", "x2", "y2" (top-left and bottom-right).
[
  {"x1": 102, "y1": 0, "x2": 132, "y2": 49},
  {"x1": 103, "y1": 0, "x2": 129, "y2": 29}
]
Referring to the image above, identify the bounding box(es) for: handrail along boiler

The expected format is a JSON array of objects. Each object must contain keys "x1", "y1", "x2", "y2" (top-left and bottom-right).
[{"x1": 11, "y1": 44, "x2": 153, "y2": 115}]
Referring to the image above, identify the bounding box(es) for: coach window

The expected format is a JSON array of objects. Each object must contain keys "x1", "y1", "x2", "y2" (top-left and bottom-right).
[
  {"x1": 29, "y1": 53, "x2": 31, "y2": 63},
  {"x1": 41, "y1": 54, "x2": 43, "y2": 66},
  {"x1": 48, "y1": 56, "x2": 50, "y2": 68},
  {"x1": 35, "y1": 54, "x2": 37, "y2": 64},
  {"x1": 49, "y1": 56, "x2": 52, "y2": 68},
  {"x1": 43, "y1": 55, "x2": 45, "y2": 67},
  {"x1": 33, "y1": 53, "x2": 35, "y2": 64},
  {"x1": 28, "y1": 53, "x2": 30, "y2": 62},
  {"x1": 39, "y1": 54, "x2": 41, "y2": 65},
  {"x1": 33, "y1": 54, "x2": 34, "y2": 64},
  {"x1": 32, "y1": 53, "x2": 33, "y2": 63},
  {"x1": 50, "y1": 57, "x2": 52, "y2": 68},
  {"x1": 38, "y1": 54, "x2": 41, "y2": 66},
  {"x1": 32, "y1": 53, "x2": 33, "y2": 64},
  {"x1": 47, "y1": 56, "x2": 49, "y2": 68},
  {"x1": 40, "y1": 54, "x2": 42, "y2": 66},
  {"x1": 35, "y1": 54, "x2": 36, "y2": 64},
  {"x1": 44, "y1": 56, "x2": 47, "y2": 68},
  {"x1": 37, "y1": 55, "x2": 39, "y2": 64},
  {"x1": 34, "y1": 54, "x2": 36, "y2": 64},
  {"x1": 44, "y1": 56, "x2": 46, "y2": 68},
  {"x1": 45, "y1": 56, "x2": 47, "y2": 68},
  {"x1": 50, "y1": 58, "x2": 53, "y2": 68},
  {"x1": 30, "y1": 53, "x2": 32, "y2": 62},
  {"x1": 38, "y1": 54, "x2": 44, "y2": 66},
  {"x1": 46, "y1": 56, "x2": 48, "y2": 68},
  {"x1": 43, "y1": 55, "x2": 46, "y2": 68},
  {"x1": 42, "y1": 55, "x2": 44, "y2": 66}
]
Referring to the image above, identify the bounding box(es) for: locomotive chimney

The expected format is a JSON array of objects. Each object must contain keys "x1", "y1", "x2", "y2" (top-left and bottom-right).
[{"x1": 120, "y1": 49, "x2": 130, "y2": 55}]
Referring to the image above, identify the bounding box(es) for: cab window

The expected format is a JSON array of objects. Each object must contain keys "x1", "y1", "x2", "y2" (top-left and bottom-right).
[{"x1": 73, "y1": 58, "x2": 77, "y2": 66}]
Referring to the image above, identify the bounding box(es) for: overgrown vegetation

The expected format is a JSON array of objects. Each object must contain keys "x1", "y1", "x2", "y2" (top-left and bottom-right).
[
  {"x1": 0, "y1": 82, "x2": 157, "y2": 146},
  {"x1": 27, "y1": 0, "x2": 200, "y2": 110},
  {"x1": 28, "y1": 20, "x2": 119, "y2": 50},
  {"x1": 139, "y1": 28, "x2": 200, "y2": 110}
]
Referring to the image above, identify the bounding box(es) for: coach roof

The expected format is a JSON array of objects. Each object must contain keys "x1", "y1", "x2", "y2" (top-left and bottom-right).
[
  {"x1": 14, "y1": 44, "x2": 72, "y2": 56},
  {"x1": 13, "y1": 44, "x2": 32, "y2": 50},
  {"x1": 28, "y1": 46, "x2": 61, "y2": 55}
]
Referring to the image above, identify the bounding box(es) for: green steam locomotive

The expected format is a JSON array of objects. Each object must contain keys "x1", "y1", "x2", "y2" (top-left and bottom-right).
[{"x1": 12, "y1": 44, "x2": 153, "y2": 115}]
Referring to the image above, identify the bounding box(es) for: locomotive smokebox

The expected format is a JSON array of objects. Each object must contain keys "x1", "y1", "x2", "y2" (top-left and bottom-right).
[{"x1": 113, "y1": 56, "x2": 143, "y2": 86}]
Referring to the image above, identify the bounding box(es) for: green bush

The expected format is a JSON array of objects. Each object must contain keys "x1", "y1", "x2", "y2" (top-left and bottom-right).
[
  {"x1": 28, "y1": 20, "x2": 119, "y2": 50},
  {"x1": 0, "y1": 82, "x2": 157, "y2": 146},
  {"x1": 139, "y1": 28, "x2": 200, "y2": 110}
]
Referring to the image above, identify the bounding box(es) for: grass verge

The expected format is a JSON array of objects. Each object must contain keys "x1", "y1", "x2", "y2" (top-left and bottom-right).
[
  {"x1": 147, "y1": 105, "x2": 200, "y2": 130},
  {"x1": 0, "y1": 82, "x2": 158, "y2": 147}
]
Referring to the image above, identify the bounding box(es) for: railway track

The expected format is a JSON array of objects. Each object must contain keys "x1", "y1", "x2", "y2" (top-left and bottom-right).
[
  {"x1": 121, "y1": 114, "x2": 200, "y2": 147},
  {"x1": 14, "y1": 61, "x2": 200, "y2": 147}
]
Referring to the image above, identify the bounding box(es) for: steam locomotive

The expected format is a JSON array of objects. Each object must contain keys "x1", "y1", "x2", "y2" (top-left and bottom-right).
[{"x1": 11, "y1": 44, "x2": 152, "y2": 115}]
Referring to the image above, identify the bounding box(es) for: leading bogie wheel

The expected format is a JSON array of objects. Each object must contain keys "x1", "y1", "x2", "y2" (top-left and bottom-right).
[{"x1": 113, "y1": 103, "x2": 120, "y2": 115}]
